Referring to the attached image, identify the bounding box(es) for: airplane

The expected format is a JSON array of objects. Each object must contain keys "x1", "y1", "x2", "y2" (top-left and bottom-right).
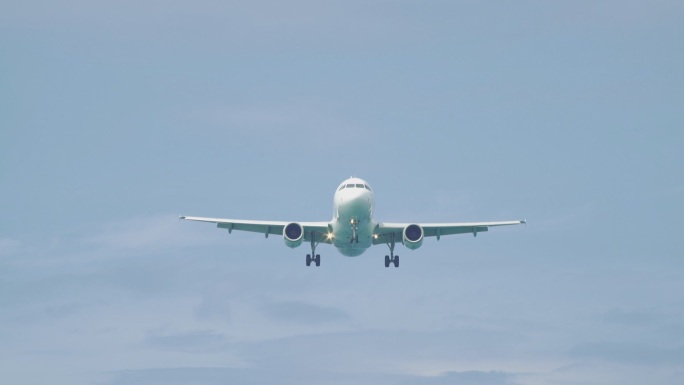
[{"x1": 180, "y1": 177, "x2": 525, "y2": 268}]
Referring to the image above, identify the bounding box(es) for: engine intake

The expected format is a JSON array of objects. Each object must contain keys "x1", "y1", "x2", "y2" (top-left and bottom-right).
[
  {"x1": 283, "y1": 222, "x2": 304, "y2": 248},
  {"x1": 403, "y1": 224, "x2": 424, "y2": 250}
]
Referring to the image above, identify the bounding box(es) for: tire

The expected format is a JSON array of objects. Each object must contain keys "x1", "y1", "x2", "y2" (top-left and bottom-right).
[
  {"x1": 385, "y1": 255, "x2": 390, "y2": 268},
  {"x1": 306, "y1": 254, "x2": 311, "y2": 266},
  {"x1": 394, "y1": 255, "x2": 399, "y2": 268},
  {"x1": 315, "y1": 254, "x2": 321, "y2": 267}
]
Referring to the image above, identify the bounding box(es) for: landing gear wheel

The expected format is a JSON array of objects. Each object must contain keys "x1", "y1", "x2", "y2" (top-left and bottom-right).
[
  {"x1": 306, "y1": 254, "x2": 311, "y2": 266},
  {"x1": 315, "y1": 254, "x2": 321, "y2": 267},
  {"x1": 385, "y1": 255, "x2": 390, "y2": 268},
  {"x1": 394, "y1": 255, "x2": 400, "y2": 268}
]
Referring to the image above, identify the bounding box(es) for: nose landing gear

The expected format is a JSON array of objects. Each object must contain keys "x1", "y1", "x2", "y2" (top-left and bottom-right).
[{"x1": 350, "y1": 218, "x2": 359, "y2": 244}]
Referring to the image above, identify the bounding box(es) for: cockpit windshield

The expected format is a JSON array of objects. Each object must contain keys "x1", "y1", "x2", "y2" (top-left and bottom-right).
[{"x1": 338, "y1": 182, "x2": 373, "y2": 191}]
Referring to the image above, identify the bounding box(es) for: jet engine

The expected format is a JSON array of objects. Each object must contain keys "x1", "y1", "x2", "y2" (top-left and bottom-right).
[
  {"x1": 402, "y1": 224, "x2": 424, "y2": 250},
  {"x1": 283, "y1": 222, "x2": 304, "y2": 248}
]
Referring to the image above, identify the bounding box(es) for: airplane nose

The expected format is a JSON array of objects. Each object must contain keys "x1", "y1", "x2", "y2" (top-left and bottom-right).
[
  {"x1": 344, "y1": 190, "x2": 372, "y2": 210},
  {"x1": 346, "y1": 188, "x2": 366, "y2": 200}
]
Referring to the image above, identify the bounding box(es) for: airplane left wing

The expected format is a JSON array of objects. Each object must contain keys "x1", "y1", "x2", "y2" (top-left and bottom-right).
[
  {"x1": 180, "y1": 216, "x2": 333, "y2": 243},
  {"x1": 373, "y1": 220, "x2": 525, "y2": 244}
]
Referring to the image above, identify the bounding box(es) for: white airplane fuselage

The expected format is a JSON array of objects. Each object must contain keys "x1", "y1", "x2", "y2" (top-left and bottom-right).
[{"x1": 331, "y1": 178, "x2": 376, "y2": 256}]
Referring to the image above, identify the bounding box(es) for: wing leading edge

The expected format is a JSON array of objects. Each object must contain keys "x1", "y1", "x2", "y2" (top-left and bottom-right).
[
  {"x1": 373, "y1": 220, "x2": 525, "y2": 245},
  {"x1": 180, "y1": 216, "x2": 332, "y2": 243}
]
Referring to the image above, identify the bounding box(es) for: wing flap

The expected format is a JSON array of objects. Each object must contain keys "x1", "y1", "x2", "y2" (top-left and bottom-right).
[
  {"x1": 216, "y1": 221, "x2": 284, "y2": 235},
  {"x1": 424, "y1": 225, "x2": 488, "y2": 237}
]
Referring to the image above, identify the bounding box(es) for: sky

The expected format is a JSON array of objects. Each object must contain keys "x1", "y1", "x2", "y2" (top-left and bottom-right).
[{"x1": 1, "y1": 1, "x2": 683, "y2": 384}]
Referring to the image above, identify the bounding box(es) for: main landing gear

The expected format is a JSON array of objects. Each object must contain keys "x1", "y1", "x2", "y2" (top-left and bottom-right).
[
  {"x1": 306, "y1": 254, "x2": 320, "y2": 267},
  {"x1": 384, "y1": 255, "x2": 399, "y2": 268},
  {"x1": 383, "y1": 233, "x2": 399, "y2": 268},
  {"x1": 306, "y1": 232, "x2": 321, "y2": 267}
]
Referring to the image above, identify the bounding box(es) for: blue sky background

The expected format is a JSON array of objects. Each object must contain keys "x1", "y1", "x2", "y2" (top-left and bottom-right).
[{"x1": 2, "y1": 1, "x2": 683, "y2": 384}]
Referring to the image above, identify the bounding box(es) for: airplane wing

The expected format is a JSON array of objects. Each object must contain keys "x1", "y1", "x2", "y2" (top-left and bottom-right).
[
  {"x1": 180, "y1": 216, "x2": 333, "y2": 243},
  {"x1": 373, "y1": 220, "x2": 525, "y2": 245}
]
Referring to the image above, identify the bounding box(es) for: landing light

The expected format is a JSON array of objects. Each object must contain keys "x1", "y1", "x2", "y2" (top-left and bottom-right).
[
  {"x1": 373, "y1": 234, "x2": 378, "y2": 239},
  {"x1": 326, "y1": 232, "x2": 334, "y2": 240}
]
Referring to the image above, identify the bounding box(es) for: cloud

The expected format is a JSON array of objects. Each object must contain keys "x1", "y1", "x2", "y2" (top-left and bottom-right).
[
  {"x1": 568, "y1": 341, "x2": 684, "y2": 365},
  {"x1": 233, "y1": 328, "x2": 525, "y2": 374},
  {"x1": 0, "y1": 214, "x2": 234, "y2": 324},
  {"x1": 601, "y1": 308, "x2": 667, "y2": 327},
  {"x1": 102, "y1": 367, "x2": 520, "y2": 385},
  {"x1": 102, "y1": 367, "x2": 257, "y2": 385},
  {"x1": 260, "y1": 300, "x2": 350, "y2": 324},
  {"x1": 194, "y1": 294, "x2": 233, "y2": 322},
  {"x1": 82, "y1": 214, "x2": 220, "y2": 254},
  {"x1": 399, "y1": 370, "x2": 519, "y2": 385},
  {"x1": 137, "y1": 326, "x2": 528, "y2": 377},
  {"x1": 145, "y1": 330, "x2": 232, "y2": 354},
  {"x1": 0, "y1": 238, "x2": 21, "y2": 257}
]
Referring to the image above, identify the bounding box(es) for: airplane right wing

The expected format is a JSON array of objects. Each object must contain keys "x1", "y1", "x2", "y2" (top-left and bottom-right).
[
  {"x1": 180, "y1": 216, "x2": 333, "y2": 243},
  {"x1": 373, "y1": 220, "x2": 525, "y2": 244}
]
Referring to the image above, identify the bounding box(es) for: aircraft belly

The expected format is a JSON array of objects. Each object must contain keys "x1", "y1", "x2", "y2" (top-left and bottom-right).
[
  {"x1": 332, "y1": 223, "x2": 373, "y2": 257},
  {"x1": 336, "y1": 245, "x2": 368, "y2": 257}
]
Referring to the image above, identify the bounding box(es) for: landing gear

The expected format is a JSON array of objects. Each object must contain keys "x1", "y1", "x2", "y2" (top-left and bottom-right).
[
  {"x1": 350, "y1": 218, "x2": 359, "y2": 244},
  {"x1": 306, "y1": 233, "x2": 322, "y2": 267},
  {"x1": 382, "y1": 233, "x2": 399, "y2": 268}
]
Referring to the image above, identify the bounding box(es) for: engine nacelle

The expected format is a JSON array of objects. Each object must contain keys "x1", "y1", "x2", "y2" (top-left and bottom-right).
[
  {"x1": 283, "y1": 222, "x2": 304, "y2": 248},
  {"x1": 402, "y1": 224, "x2": 424, "y2": 250}
]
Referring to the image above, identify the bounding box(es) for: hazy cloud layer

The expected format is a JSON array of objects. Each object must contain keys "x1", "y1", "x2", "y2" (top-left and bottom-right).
[
  {"x1": 102, "y1": 367, "x2": 519, "y2": 385},
  {"x1": 568, "y1": 341, "x2": 684, "y2": 365},
  {"x1": 260, "y1": 300, "x2": 351, "y2": 324}
]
